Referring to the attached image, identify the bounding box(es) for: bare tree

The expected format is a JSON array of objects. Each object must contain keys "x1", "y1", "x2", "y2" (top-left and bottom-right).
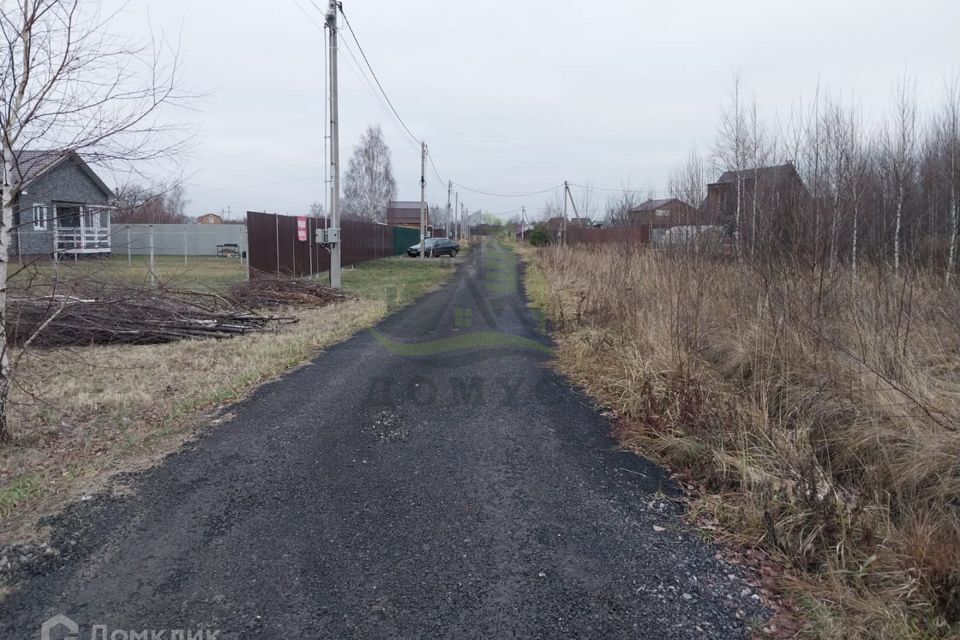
[
  {"x1": 846, "y1": 109, "x2": 870, "y2": 276},
  {"x1": 716, "y1": 73, "x2": 749, "y2": 251},
  {"x1": 0, "y1": 0, "x2": 186, "y2": 442},
  {"x1": 668, "y1": 148, "x2": 706, "y2": 213},
  {"x1": 574, "y1": 182, "x2": 595, "y2": 222},
  {"x1": 822, "y1": 95, "x2": 854, "y2": 272},
  {"x1": 341, "y1": 125, "x2": 397, "y2": 222},
  {"x1": 941, "y1": 77, "x2": 960, "y2": 284},
  {"x1": 309, "y1": 201, "x2": 325, "y2": 218},
  {"x1": 880, "y1": 76, "x2": 919, "y2": 272},
  {"x1": 112, "y1": 182, "x2": 190, "y2": 224},
  {"x1": 429, "y1": 204, "x2": 447, "y2": 231},
  {"x1": 604, "y1": 185, "x2": 641, "y2": 225}
]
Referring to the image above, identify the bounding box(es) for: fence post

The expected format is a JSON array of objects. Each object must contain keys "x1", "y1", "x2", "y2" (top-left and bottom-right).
[
  {"x1": 275, "y1": 213, "x2": 280, "y2": 276},
  {"x1": 126, "y1": 225, "x2": 132, "y2": 266},
  {"x1": 242, "y1": 224, "x2": 250, "y2": 280},
  {"x1": 149, "y1": 224, "x2": 156, "y2": 287},
  {"x1": 184, "y1": 226, "x2": 188, "y2": 266}
]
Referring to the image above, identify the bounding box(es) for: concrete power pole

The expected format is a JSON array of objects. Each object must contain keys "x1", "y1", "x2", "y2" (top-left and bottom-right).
[
  {"x1": 454, "y1": 191, "x2": 459, "y2": 239},
  {"x1": 420, "y1": 141, "x2": 427, "y2": 259},
  {"x1": 521, "y1": 206, "x2": 526, "y2": 241},
  {"x1": 447, "y1": 181, "x2": 452, "y2": 238},
  {"x1": 326, "y1": 0, "x2": 342, "y2": 288}
]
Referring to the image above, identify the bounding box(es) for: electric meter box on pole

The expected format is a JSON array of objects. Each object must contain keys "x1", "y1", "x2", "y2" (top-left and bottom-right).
[{"x1": 315, "y1": 227, "x2": 341, "y2": 245}]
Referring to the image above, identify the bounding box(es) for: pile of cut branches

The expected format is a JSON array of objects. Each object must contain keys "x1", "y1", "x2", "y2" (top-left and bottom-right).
[
  {"x1": 7, "y1": 288, "x2": 290, "y2": 348},
  {"x1": 229, "y1": 274, "x2": 349, "y2": 308},
  {"x1": 6, "y1": 273, "x2": 349, "y2": 349}
]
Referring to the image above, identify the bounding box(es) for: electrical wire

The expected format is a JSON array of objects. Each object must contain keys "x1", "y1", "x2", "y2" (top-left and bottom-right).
[
  {"x1": 307, "y1": 1, "x2": 573, "y2": 209},
  {"x1": 291, "y1": 0, "x2": 325, "y2": 32},
  {"x1": 452, "y1": 182, "x2": 564, "y2": 198},
  {"x1": 338, "y1": 5, "x2": 422, "y2": 147},
  {"x1": 568, "y1": 182, "x2": 675, "y2": 197}
]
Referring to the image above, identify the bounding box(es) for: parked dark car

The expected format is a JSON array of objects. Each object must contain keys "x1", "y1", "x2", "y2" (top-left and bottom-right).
[{"x1": 408, "y1": 237, "x2": 460, "y2": 258}]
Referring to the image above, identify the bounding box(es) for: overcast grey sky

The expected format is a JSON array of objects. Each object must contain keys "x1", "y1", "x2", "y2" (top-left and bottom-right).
[{"x1": 107, "y1": 0, "x2": 960, "y2": 220}]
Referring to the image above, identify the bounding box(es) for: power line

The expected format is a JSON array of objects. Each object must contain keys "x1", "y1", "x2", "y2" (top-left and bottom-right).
[
  {"x1": 337, "y1": 37, "x2": 421, "y2": 152},
  {"x1": 337, "y1": 5, "x2": 421, "y2": 147},
  {"x1": 291, "y1": 0, "x2": 325, "y2": 31},
  {"x1": 308, "y1": 2, "x2": 569, "y2": 206},
  {"x1": 568, "y1": 182, "x2": 675, "y2": 197},
  {"x1": 452, "y1": 182, "x2": 564, "y2": 198}
]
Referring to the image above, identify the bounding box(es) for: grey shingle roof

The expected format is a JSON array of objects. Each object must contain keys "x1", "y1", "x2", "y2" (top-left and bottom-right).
[
  {"x1": 11, "y1": 149, "x2": 114, "y2": 198},
  {"x1": 13, "y1": 150, "x2": 69, "y2": 184}
]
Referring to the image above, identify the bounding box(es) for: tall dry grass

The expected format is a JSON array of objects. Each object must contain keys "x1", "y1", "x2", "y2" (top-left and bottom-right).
[{"x1": 529, "y1": 245, "x2": 960, "y2": 639}]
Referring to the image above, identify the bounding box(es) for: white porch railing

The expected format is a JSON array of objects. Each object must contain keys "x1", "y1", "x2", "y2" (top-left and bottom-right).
[{"x1": 56, "y1": 227, "x2": 110, "y2": 252}]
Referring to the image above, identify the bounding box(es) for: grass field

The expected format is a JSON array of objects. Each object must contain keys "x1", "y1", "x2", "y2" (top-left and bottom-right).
[
  {"x1": 9, "y1": 255, "x2": 248, "y2": 290},
  {"x1": 0, "y1": 255, "x2": 453, "y2": 544}
]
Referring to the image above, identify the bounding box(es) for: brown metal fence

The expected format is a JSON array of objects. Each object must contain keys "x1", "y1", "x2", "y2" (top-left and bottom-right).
[{"x1": 246, "y1": 212, "x2": 394, "y2": 278}]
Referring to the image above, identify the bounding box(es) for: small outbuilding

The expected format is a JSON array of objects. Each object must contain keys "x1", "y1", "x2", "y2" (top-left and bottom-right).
[
  {"x1": 386, "y1": 201, "x2": 429, "y2": 230},
  {"x1": 11, "y1": 150, "x2": 115, "y2": 258},
  {"x1": 197, "y1": 213, "x2": 223, "y2": 224}
]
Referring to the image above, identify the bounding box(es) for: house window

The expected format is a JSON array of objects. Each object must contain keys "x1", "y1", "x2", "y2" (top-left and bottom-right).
[
  {"x1": 655, "y1": 209, "x2": 669, "y2": 218},
  {"x1": 33, "y1": 204, "x2": 47, "y2": 229}
]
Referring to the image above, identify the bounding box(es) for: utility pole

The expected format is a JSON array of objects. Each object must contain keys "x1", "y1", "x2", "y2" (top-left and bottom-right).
[
  {"x1": 454, "y1": 191, "x2": 459, "y2": 239},
  {"x1": 521, "y1": 206, "x2": 526, "y2": 240},
  {"x1": 561, "y1": 180, "x2": 568, "y2": 246},
  {"x1": 326, "y1": 0, "x2": 342, "y2": 288},
  {"x1": 447, "y1": 181, "x2": 452, "y2": 238},
  {"x1": 420, "y1": 141, "x2": 427, "y2": 259}
]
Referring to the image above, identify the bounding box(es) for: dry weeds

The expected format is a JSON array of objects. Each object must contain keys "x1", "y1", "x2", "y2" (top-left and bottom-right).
[{"x1": 525, "y1": 244, "x2": 960, "y2": 639}]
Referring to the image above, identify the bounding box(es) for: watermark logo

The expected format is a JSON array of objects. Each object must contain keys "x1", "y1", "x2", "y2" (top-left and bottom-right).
[
  {"x1": 454, "y1": 306, "x2": 472, "y2": 328},
  {"x1": 39, "y1": 616, "x2": 221, "y2": 640},
  {"x1": 370, "y1": 238, "x2": 552, "y2": 357},
  {"x1": 41, "y1": 615, "x2": 78, "y2": 640}
]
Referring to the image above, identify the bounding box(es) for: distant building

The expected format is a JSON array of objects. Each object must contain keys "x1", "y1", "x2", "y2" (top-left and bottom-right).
[
  {"x1": 704, "y1": 163, "x2": 805, "y2": 233},
  {"x1": 387, "y1": 201, "x2": 429, "y2": 230},
  {"x1": 628, "y1": 198, "x2": 700, "y2": 227},
  {"x1": 197, "y1": 213, "x2": 223, "y2": 224}
]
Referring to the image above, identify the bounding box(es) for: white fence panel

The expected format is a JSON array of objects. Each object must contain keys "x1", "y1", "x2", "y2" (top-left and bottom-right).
[{"x1": 111, "y1": 224, "x2": 246, "y2": 256}]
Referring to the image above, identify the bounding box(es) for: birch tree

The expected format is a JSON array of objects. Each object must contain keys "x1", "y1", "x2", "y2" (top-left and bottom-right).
[
  {"x1": 881, "y1": 77, "x2": 918, "y2": 272},
  {"x1": 342, "y1": 125, "x2": 397, "y2": 222},
  {"x1": 942, "y1": 78, "x2": 960, "y2": 285},
  {"x1": 668, "y1": 148, "x2": 706, "y2": 214},
  {"x1": 0, "y1": 0, "x2": 185, "y2": 442},
  {"x1": 716, "y1": 74, "x2": 748, "y2": 251}
]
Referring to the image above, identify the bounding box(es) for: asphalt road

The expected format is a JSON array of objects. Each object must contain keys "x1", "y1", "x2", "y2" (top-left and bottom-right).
[{"x1": 2, "y1": 239, "x2": 766, "y2": 639}]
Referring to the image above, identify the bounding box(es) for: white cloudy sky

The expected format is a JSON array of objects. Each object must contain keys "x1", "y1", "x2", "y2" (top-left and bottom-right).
[{"x1": 105, "y1": 0, "x2": 960, "y2": 220}]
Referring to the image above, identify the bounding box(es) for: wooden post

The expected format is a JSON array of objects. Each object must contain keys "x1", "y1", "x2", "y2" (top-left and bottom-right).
[{"x1": 126, "y1": 225, "x2": 132, "y2": 266}]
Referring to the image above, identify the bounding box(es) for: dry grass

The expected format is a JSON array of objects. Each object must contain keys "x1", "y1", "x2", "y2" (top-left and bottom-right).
[
  {"x1": 0, "y1": 256, "x2": 452, "y2": 543},
  {"x1": 524, "y1": 244, "x2": 960, "y2": 639}
]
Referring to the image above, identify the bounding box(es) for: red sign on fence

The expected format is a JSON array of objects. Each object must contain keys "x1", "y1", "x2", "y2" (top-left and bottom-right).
[{"x1": 297, "y1": 216, "x2": 308, "y2": 242}]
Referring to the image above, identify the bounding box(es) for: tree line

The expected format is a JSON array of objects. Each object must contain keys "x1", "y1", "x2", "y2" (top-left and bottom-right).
[{"x1": 674, "y1": 74, "x2": 960, "y2": 278}]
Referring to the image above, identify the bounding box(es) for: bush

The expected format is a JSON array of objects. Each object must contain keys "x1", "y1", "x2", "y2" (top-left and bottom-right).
[{"x1": 527, "y1": 226, "x2": 550, "y2": 247}]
